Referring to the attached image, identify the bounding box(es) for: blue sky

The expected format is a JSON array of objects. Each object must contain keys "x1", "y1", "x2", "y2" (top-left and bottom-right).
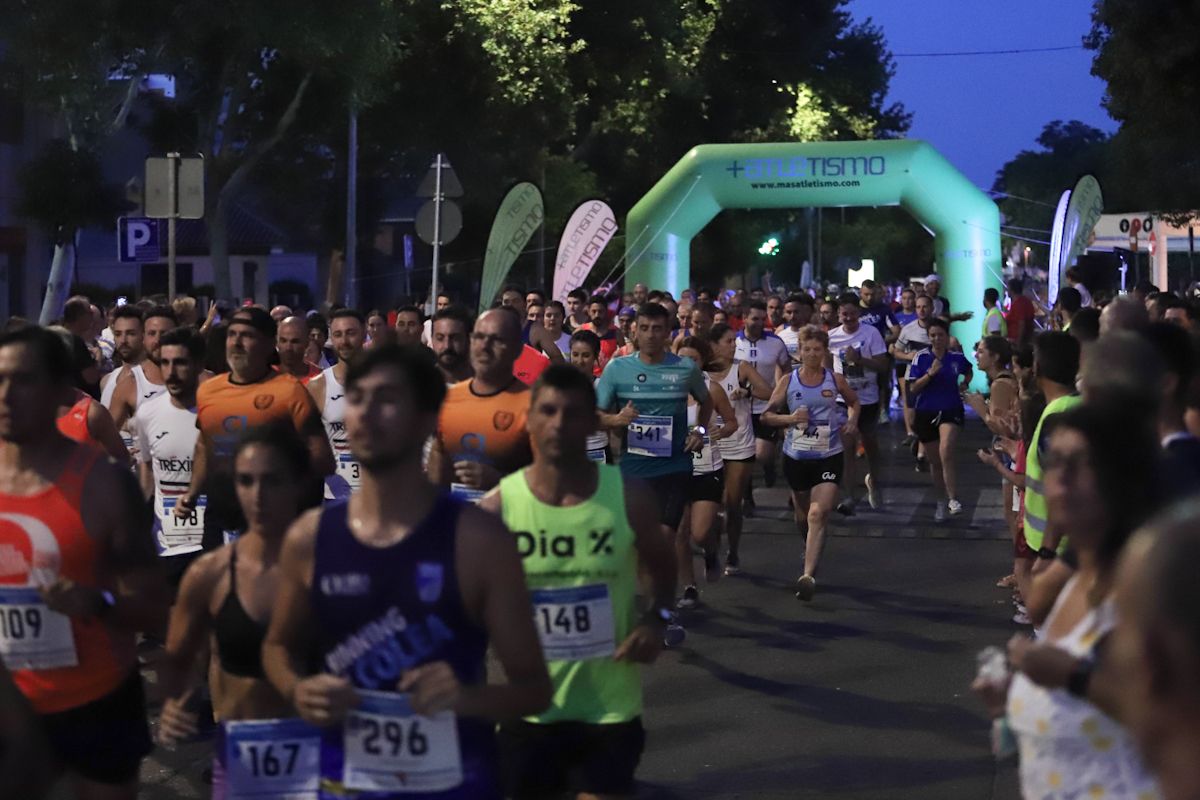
[{"x1": 847, "y1": 0, "x2": 1116, "y2": 189}]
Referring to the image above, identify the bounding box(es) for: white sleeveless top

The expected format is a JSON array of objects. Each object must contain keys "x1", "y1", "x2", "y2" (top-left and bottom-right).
[
  {"x1": 321, "y1": 366, "x2": 361, "y2": 499},
  {"x1": 132, "y1": 363, "x2": 167, "y2": 409},
  {"x1": 1007, "y1": 577, "x2": 1160, "y2": 800},
  {"x1": 688, "y1": 391, "x2": 723, "y2": 475},
  {"x1": 707, "y1": 363, "x2": 755, "y2": 461}
]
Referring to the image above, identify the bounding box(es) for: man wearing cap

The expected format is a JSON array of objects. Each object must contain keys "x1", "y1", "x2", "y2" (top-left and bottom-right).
[
  {"x1": 175, "y1": 307, "x2": 334, "y2": 549},
  {"x1": 923, "y1": 274, "x2": 974, "y2": 325}
]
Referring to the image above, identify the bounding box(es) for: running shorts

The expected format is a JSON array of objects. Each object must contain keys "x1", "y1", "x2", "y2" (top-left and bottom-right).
[
  {"x1": 782, "y1": 452, "x2": 844, "y2": 493},
  {"x1": 913, "y1": 407, "x2": 965, "y2": 443},
  {"x1": 38, "y1": 670, "x2": 153, "y2": 785},
  {"x1": 644, "y1": 471, "x2": 690, "y2": 530},
  {"x1": 498, "y1": 718, "x2": 645, "y2": 799},
  {"x1": 688, "y1": 468, "x2": 725, "y2": 504}
]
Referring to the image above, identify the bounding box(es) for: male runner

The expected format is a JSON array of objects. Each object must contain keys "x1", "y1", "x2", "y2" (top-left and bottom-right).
[
  {"x1": 421, "y1": 292, "x2": 453, "y2": 345},
  {"x1": 428, "y1": 309, "x2": 533, "y2": 501},
  {"x1": 307, "y1": 309, "x2": 367, "y2": 500},
  {"x1": 735, "y1": 301, "x2": 790, "y2": 500},
  {"x1": 430, "y1": 306, "x2": 474, "y2": 385},
  {"x1": 108, "y1": 305, "x2": 176, "y2": 436},
  {"x1": 0, "y1": 326, "x2": 168, "y2": 800},
  {"x1": 98, "y1": 305, "x2": 146, "y2": 454},
  {"x1": 776, "y1": 294, "x2": 816, "y2": 361},
  {"x1": 581, "y1": 298, "x2": 622, "y2": 370},
  {"x1": 828, "y1": 293, "x2": 889, "y2": 511},
  {"x1": 277, "y1": 315, "x2": 323, "y2": 382},
  {"x1": 542, "y1": 301, "x2": 572, "y2": 357},
  {"x1": 596, "y1": 303, "x2": 712, "y2": 546},
  {"x1": 262, "y1": 343, "x2": 552, "y2": 799},
  {"x1": 484, "y1": 365, "x2": 677, "y2": 798},
  {"x1": 859, "y1": 280, "x2": 901, "y2": 421},
  {"x1": 395, "y1": 306, "x2": 424, "y2": 347},
  {"x1": 565, "y1": 288, "x2": 590, "y2": 332},
  {"x1": 893, "y1": 294, "x2": 934, "y2": 451},
  {"x1": 765, "y1": 294, "x2": 784, "y2": 331},
  {"x1": 178, "y1": 307, "x2": 333, "y2": 549},
  {"x1": 136, "y1": 328, "x2": 207, "y2": 581}
]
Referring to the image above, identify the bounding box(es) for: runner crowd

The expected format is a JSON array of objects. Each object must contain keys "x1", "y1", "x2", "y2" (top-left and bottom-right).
[{"x1": 2, "y1": 270, "x2": 1199, "y2": 800}]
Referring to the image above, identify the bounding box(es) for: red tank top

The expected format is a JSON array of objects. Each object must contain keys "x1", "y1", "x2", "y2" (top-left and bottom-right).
[
  {"x1": 0, "y1": 445, "x2": 136, "y2": 713},
  {"x1": 56, "y1": 395, "x2": 94, "y2": 446}
]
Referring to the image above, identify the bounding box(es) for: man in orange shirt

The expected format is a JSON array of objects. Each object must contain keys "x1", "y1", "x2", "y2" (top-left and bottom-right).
[
  {"x1": 177, "y1": 308, "x2": 333, "y2": 548},
  {"x1": 428, "y1": 308, "x2": 532, "y2": 501}
]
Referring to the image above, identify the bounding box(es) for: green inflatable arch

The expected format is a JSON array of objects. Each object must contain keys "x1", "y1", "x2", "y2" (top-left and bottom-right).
[{"x1": 625, "y1": 140, "x2": 1001, "y2": 372}]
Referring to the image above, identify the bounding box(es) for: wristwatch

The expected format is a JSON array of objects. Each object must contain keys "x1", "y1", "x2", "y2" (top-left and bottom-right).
[
  {"x1": 1036, "y1": 547, "x2": 1057, "y2": 561},
  {"x1": 692, "y1": 426, "x2": 707, "y2": 437},
  {"x1": 1066, "y1": 659, "x2": 1094, "y2": 698}
]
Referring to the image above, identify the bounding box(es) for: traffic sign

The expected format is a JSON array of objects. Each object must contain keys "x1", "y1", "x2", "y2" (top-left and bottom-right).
[
  {"x1": 117, "y1": 217, "x2": 161, "y2": 263},
  {"x1": 416, "y1": 199, "x2": 462, "y2": 245},
  {"x1": 145, "y1": 154, "x2": 205, "y2": 219},
  {"x1": 416, "y1": 155, "x2": 463, "y2": 198}
]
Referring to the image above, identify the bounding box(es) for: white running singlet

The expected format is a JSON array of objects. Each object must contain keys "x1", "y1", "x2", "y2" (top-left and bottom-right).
[
  {"x1": 321, "y1": 367, "x2": 361, "y2": 500},
  {"x1": 735, "y1": 332, "x2": 790, "y2": 414},
  {"x1": 707, "y1": 364, "x2": 755, "y2": 461},
  {"x1": 136, "y1": 393, "x2": 204, "y2": 555}
]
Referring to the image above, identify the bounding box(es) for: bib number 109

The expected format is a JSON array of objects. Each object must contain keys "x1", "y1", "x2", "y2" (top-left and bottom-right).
[{"x1": 0, "y1": 607, "x2": 41, "y2": 640}]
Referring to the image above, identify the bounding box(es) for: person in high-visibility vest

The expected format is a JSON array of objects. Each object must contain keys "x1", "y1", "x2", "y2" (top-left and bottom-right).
[{"x1": 982, "y1": 288, "x2": 1008, "y2": 339}]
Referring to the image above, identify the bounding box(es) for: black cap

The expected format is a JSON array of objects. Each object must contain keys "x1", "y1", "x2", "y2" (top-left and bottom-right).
[{"x1": 228, "y1": 307, "x2": 277, "y2": 338}]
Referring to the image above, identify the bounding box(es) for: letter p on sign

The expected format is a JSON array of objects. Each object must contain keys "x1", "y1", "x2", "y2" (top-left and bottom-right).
[{"x1": 118, "y1": 217, "x2": 160, "y2": 263}]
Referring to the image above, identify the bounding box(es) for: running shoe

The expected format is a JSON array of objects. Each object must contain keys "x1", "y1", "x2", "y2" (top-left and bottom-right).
[
  {"x1": 878, "y1": 407, "x2": 890, "y2": 424},
  {"x1": 901, "y1": 433, "x2": 917, "y2": 448},
  {"x1": 704, "y1": 551, "x2": 722, "y2": 583},
  {"x1": 947, "y1": 498, "x2": 964, "y2": 516},
  {"x1": 934, "y1": 501, "x2": 948, "y2": 523},
  {"x1": 1012, "y1": 603, "x2": 1032, "y2": 625},
  {"x1": 724, "y1": 552, "x2": 741, "y2": 576},
  {"x1": 856, "y1": 440, "x2": 866, "y2": 458},
  {"x1": 835, "y1": 498, "x2": 857, "y2": 516},
  {"x1": 915, "y1": 456, "x2": 929, "y2": 473},
  {"x1": 662, "y1": 623, "x2": 691, "y2": 647},
  {"x1": 795, "y1": 575, "x2": 817, "y2": 601},
  {"x1": 865, "y1": 474, "x2": 881, "y2": 510},
  {"x1": 677, "y1": 585, "x2": 700, "y2": 609}
]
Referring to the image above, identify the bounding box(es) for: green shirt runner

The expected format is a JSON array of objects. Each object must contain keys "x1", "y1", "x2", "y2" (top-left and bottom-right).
[
  {"x1": 499, "y1": 464, "x2": 642, "y2": 724},
  {"x1": 595, "y1": 352, "x2": 710, "y2": 478}
]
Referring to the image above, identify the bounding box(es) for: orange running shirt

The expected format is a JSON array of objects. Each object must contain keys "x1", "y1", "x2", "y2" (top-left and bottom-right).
[
  {"x1": 438, "y1": 379, "x2": 532, "y2": 479},
  {"x1": 0, "y1": 445, "x2": 136, "y2": 713},
  {"x1": 197, "y1": 372, "x2": 317, "y2": 462},
  {"x1": 56, "y1": 395, "x2": 94, "y2": 447}
]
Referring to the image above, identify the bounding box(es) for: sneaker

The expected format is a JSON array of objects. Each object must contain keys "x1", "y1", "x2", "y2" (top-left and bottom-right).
[
  {"x1": 865, "y1": 474, "x2": 881, "y2": 510},
  {"x1": 915, "y1": 456, "x2": 929, "y2": 473},
  {"x1": 723, "y1": 552, "x2": 741, "y2": 576},
  {"x1": 663, "y1": 613, "x2": 687, "y2": 647},
  {"x1": 1012, "y1": 605, "x2": 1032, "y2": 625},
  {"x1": 934, "y1": 501, "x2": 947, "y2": 523},
  {"x1": 947, "y1": 498, "x2": 964, "y2": 516},
  {"x1": 676, "y1": 585, "x2": 700, "y2": 609},
  {"x1": 795, "y1": 575, "x2": 817, "y2": 602},
  {"x1": 878, "y1": 407, "x2": 890, "y2": 424},
  {"x1": 901, "y1": 433, "x2": 917, "y2": 448},
  {"x1": 835, "y1": 498, "x2": 857, "y2": 517},
  {"x1": 704, "y1": 551, "x2": 722, "y2": 583},
  {"x1": 856, "y1": 441, "x2": 866, "y2": 458}
]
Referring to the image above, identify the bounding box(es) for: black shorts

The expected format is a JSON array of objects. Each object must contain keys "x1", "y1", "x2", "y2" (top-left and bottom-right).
[
  {"x1": 858, "y1": 402, "x2": 880, "y2": 434},
  {"x1": 38, "y1": 671, "x2": 153, "y2": 785},
  {"x1": 644, "y1": 471, "x2": 690, "y2": 530},
  {"x1": 750, "y1": 413, "x2": 780, "y2": 442},
  {"x1": 498, "y1": 718, "x2": 645, "y2": 799},
  {"x1": 782, "y1": 452, "x2": 844, "y2": 492},
  {"x1": 688, "y1": 468, "x2": 725, "y2": 504},
  {"x1": 913, "y1": 407, "x2": 965, "y2": 443}
]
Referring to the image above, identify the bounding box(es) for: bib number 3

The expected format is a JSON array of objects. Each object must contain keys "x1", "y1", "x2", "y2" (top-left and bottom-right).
[{"x1": 342, "y1": 691, "x2": 463, "y2": 793}]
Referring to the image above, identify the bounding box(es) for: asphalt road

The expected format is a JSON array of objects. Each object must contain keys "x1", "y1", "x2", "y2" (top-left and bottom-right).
[{"x1": 58, "y1": 408, "x2": 1023, "y2": 799}]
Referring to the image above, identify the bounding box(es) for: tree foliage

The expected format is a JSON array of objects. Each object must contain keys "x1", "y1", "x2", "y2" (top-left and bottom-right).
[{"x1": 1086, "y1": 0, "x2": 1200, "y2": 218}]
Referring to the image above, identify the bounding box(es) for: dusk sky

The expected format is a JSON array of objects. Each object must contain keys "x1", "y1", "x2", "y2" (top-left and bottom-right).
[{"x1": 848, "y1": 0, "x2": 1116, "y2": 190}]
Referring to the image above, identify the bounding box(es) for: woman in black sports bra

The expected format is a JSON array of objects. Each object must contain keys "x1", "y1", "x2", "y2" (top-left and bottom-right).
[{"x1": 156, "y1": 422, "x2": 311, "y2": 747}]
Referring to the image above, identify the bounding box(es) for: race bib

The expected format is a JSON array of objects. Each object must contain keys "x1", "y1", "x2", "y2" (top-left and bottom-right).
[
  {"x1": 530, "y1": 583, "x2": 616, "y2": 661},
  {"x1": 449, "y1": 483, "x2": 485, "y2": 504},
  {"x1": 157, "y1": 495, "x2": 205, "y2": 556},
  {"x1": 224, "y1": 718, "x2": 320, "y2": 800},
  {"x1": 692, "y1": 434, "x2": 717, "y2": 473},
  {"x1": 790, "y1": 424, "x2": 831, "y2": 453},
  {"x1": 586, "y1": 432, "x2": 607, "y2": 463},
  {"x1": 343, "y1": 691, "x2": 463, "y2": 793},
  {"x1": 0, "y1": 587, "x2": 78, "y2": 670},
  {"x1": 336, "y1": 453, "x2": 362, "y2": 488},
  {"x1": 627, "y1": 415, "x2": 673, "y2": 458}
]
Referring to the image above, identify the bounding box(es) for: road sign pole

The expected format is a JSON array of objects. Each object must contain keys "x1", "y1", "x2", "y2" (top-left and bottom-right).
[
  {"x1": 431, "y1": 153, "x2": 443, "y2": 313},
  {"x1": 345, "y1": 105, "x2": 358, "y2": 308},
  {"x1": 167, "y1": 152, "x2": 178, "y2": 302}
]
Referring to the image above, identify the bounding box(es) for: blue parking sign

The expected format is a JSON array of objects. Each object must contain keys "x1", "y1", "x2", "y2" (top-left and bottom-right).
[{"x1": 117, "y1": 217, "x2": 161, "y2": 263}]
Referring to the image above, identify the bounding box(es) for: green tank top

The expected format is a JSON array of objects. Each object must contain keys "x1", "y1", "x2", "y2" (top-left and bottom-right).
[{"x1": 499, "y1": 463, "x2": 642, "y2": 724}]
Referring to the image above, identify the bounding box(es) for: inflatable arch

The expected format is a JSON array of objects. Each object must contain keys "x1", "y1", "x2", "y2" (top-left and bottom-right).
[{"x1": 624, "y1": 140, "x2": 1002, "y2": 368}]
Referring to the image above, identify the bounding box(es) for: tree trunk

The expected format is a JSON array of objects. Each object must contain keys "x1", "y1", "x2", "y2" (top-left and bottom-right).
[
  {"x1": 39, "y1": 231, "x2": 77, "y2": 325},
  {"x1": 209, "y1": 199, "x2": 232, "y2": 300}
]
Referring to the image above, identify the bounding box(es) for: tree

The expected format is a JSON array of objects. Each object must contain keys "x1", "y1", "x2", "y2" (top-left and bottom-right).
[{"x1": 1086, "y1": 0, "x2": 1200, "y2": 218}]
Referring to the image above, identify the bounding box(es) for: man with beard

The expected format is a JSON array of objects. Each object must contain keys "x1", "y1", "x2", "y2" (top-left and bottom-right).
[
  {"x1": 107, "y1": 307, "x2": 177, "y2": 445},
  {"x1": 776, "y1": 294, "x2": 816, "y2": 361},
  {"x1": 276, "y1": 316, "x2": 322, "y2": 382},
  {"x1": 176, "y1": 307, "x2": 333, "y2": 549},
  {"x1": 306, "y1": 309, "x2": 367, "y2": 499},
  {"x1": 394, "y1": 305, "x2": 424, "y2": 347},
  {"x1": 135, "y1": 328, "x2": 207, "y2": 585},
  {"x1": 428, "y1": 309, "x2": 533, "y2": 502},
  {"x1": 430, "y1": 305, "x2": 474, "y2": 384},
  {"x1": 98, "y1": 306, "x2": 146, "y2": 454},
  {"x1": 565, "y1": 288, "x2": 590, "y2": 332}
]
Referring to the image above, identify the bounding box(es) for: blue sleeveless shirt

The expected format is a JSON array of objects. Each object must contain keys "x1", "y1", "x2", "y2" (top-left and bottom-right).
[
  {"x1": 311, "y1": 496, "x2": 498, "y2": 799},
  {"x1": 780, "y1": 368, "x2": 844, "y2": 461}
]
